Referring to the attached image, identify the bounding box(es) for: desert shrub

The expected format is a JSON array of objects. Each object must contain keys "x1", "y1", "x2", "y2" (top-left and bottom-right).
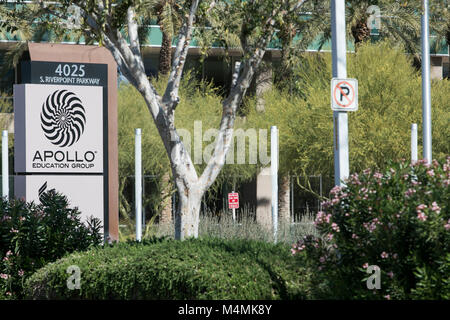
[
  {"x1": 142, "y1": 209, "x2": 318, "y2": 244},
  {"x1": 249, "y1": 41, "x2": 450, "y2": 178},
  {"x1": 24, "y1": 237, "x2": 312, "y2": 300},
  {"x1": 292, "y1": 158, "x2": 450, "y2": 299},
  {"x1": 0, "y1": 190, "x2": 102, "y2": 299}
]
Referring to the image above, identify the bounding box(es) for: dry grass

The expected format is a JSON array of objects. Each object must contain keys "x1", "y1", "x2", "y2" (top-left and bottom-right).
[{"x1": 120, "y1": 207, "x2": 318, "y2": 244}]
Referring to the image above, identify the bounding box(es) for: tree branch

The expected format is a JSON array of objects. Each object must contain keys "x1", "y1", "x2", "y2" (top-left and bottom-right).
[
  {"x1": 162, "y1": 0, "x2": 200, "y2": 110},
  {"x1": 127, "y1": 6, "x2": 146, "y2": 74},
  {"x1": 199, "y1": 30, "x2": 274, "y2": 190}
]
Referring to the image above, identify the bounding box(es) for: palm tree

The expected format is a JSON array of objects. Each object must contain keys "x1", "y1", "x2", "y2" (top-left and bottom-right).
[
  {"x1": 428, "y1": 0, "x2": 450, "y2": 54},
  {"x1": 154, "y1": 0, "x2": 182, "y2": 75},
  {"x1": 277, "y1": 1, "x2": 422, "y2": 57}
]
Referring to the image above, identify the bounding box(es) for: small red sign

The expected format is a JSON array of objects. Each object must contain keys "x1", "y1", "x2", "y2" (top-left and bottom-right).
[{"x1": 228, "y1": 192, "x2": 239, "y2": 209}]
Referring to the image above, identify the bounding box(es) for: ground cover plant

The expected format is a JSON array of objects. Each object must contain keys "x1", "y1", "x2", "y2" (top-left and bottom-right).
[{"x1": 0, "y1": 190, "x2": 102, "y2": 299}]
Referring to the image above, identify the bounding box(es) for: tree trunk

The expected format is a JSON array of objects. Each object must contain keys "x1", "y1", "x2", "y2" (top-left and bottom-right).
[
  {"x1": 159, "y1": 172, "x2": 173, "y2": 225},
  {"x1": 174, "y1": 180, "x2": 202, "y2": 240},
  {"x1": 278, "y1": 174, "x2": 291, "y2": 226},
  {"x1": 351, "y1": 18, "x2": 371, "y2": 48},
  {"x1": 255, "y1": 60, "x2": 273, "y2": 113},
  {"x1": 159, "y1": 29, "x2": 172, "y2": 75},
  {"x1": 446, "y1": 25, "x2": 450, "y2": 49}
]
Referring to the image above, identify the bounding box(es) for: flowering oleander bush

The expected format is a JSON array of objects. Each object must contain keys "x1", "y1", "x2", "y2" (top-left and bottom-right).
[
  {"x1": 0, "y1": 190, "x2": 102, "y2": 299},
  {"x1": 292, "y1": 157, "x2": 450, "y2": 299}
]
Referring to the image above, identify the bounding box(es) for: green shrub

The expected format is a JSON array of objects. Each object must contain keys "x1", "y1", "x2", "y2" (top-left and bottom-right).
[
  {"x1": 249, "y1": 41, "x2": 450, "y2": 178},
  {"x1": 0, "y1": 190, "x2": 102, "y2": 299},
  {"x1": 293, "y1": 158, "x2": 450, "y2": 299},
  {"x1": 24, "y1": 237, "x2": 312, "y2": 300}
]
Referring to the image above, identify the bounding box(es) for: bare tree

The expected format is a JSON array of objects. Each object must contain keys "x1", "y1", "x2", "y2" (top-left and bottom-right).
[{"x1": 12, "y1": 0, "x2": 310, "y2": 239}]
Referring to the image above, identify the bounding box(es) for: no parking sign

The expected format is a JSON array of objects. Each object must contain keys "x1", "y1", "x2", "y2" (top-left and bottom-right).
[{"x1": 331, "y1": 78, "x2": 358, "y2": 111}]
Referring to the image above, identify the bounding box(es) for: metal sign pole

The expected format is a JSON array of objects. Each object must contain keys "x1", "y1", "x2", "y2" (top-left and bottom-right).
[
  {"x1": 231, "y1": 190, "x2": 236, "y2": 222},
  {"x1": 135, "y1": 128, "x2": 142, "y2": 242},
  {"x1": 421, "y1": 0, "x2": 432, "y2": 163},
  {"x1": 2, "y1": 130, "x2": 8, "y2": 199},
  {"x1": 331, "y1": 0, "x2": 349, "y2": 186},
  {"x1": 271, "y1": 126, "x2": 278, "y2": 243}
]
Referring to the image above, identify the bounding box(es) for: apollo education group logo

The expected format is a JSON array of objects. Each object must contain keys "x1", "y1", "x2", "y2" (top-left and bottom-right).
[
  {"x1": 18, "y1": 84, "x2": 104, "y2": 173},
  {"x1": 41, "y1": 90, "x2": 86, "y2": 147}
]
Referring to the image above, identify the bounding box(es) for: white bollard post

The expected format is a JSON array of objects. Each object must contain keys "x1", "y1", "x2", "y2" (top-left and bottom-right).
[
  {"x1": 411, "y1": 124, "x2": 418, "y2": 163},
  {"x1": 271, "y1": 126, "x2": 278, "y2": 243},
  {"x1": 2, "y1": 130, "x2": 8, "y2": 199},
  {"x1": 135, "y1": 128, "x2": 142, "y2": 242}
]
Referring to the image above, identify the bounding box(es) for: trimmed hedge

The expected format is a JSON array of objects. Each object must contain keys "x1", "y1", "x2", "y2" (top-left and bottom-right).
[{"x1": 24, "y1": 237, "x2": 312, "y2": 300}]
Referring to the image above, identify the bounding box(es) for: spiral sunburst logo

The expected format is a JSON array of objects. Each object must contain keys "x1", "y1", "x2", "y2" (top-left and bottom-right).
[{"x1": 41, "y1": 90, "x2": 86, "y2": 147}]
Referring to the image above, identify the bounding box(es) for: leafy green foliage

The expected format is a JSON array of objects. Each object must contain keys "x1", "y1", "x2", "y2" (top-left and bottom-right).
[
  {"x1": 250, "y1": 41, "x2": 450, "y2": 178},
  {"x1": 118, "y1": 74, "x2": 257, "y2": 226},
  {"x1": 292, "y1": 158, "x2": 450, "y2": 299},
  {"x1": 24, "y1": 237, "x2": 312, "y2": 300},
  {"x1": 0, "y1": 191, "x2": 102, "y2": 299}
]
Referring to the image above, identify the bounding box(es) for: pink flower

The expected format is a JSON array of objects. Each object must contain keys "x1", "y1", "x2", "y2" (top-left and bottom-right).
[
  {"x1": 6, "y1": 250, "x2": 12, "y2": 257},
  {"x1": 387, "y1": 271, "x2": 394, "y2": 278},
  {"x1": 431, "y1": 202, "x2": 440, "y2": 214},
  {"x1": 314, "y1": 212, "x2": 332, "y2": 226},
  {"x1": 330, "y1": 186, "x2": 342, "y2": 195},
  {"x1": 362, "y1": 263, "x2": 369, "y2": 269},
  {"x1": 392, "y1": 253, "x2": 398, "y2": 260},
  {"x1": 290, "y1": 248, "x2": 297, "y2": 255},
  {"x1": 2, "y1": 256, "x2": 8, "y2": 262},
  {"x1": 417, "y1": 212, "x2": 427, "y2": 221},
  {"x1": 10, "y1": 228, "x2": 18, "y2": 233},
  {"x1": 331, "y1": 223, "x2": 340, "y2": 232},
  {"x1": 331, "y1": 197, "x2": 340, "y2": 205},
  {"x1": 352, "y1": 233, "x2": 359, "y2": 239},
  {"x1": 384, "y1": 295, "x2": 391, "y2": 300},
  {"x1": 0, "y1": 273, "x2": 10, "y2": 280},
  {"x1": 319, "y1": 256, "x2": 326, "y2": 263},
  {"x1": 321, "y1": 200, "x2": 332, "y2": 208},
  {"x1": 5, "y1": 292, "x2": 11, "y2": 296},
  {"x1": 405, "y1": 188, "x2": 416, "y2": 198},
  {"x1": 373, "y1": 172, "x2": 383, "y2": 179},
  {"x1": 18, "y1": 270, "x2": 24, "y2": 277},
  {"x1": 426, "y1": 170, "x2": 435, "y2": 177},
  {"x1": 416, "y1": 204, "x2": 427, "y2": 211},
  {"x1": 326, "y1": 233, "x2": 334, "y2": 241},
  {"x1": 381, "y1": 252, "x2": 389, "y2": 259},
  {"x1": 444, "y1": 220, "x2": 450, "y2": 231}
]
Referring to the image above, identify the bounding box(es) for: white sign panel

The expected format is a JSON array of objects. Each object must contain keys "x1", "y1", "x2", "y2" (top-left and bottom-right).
[
  {"x1": 14, "y1": 84, "x2": 103, "y2": 173},
  {"x1": 15, "y1": 175, "x2": 104, "y2": 227},
  {"x1": 331, "y1": 78, "x2": 358, "y2": 111}
]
